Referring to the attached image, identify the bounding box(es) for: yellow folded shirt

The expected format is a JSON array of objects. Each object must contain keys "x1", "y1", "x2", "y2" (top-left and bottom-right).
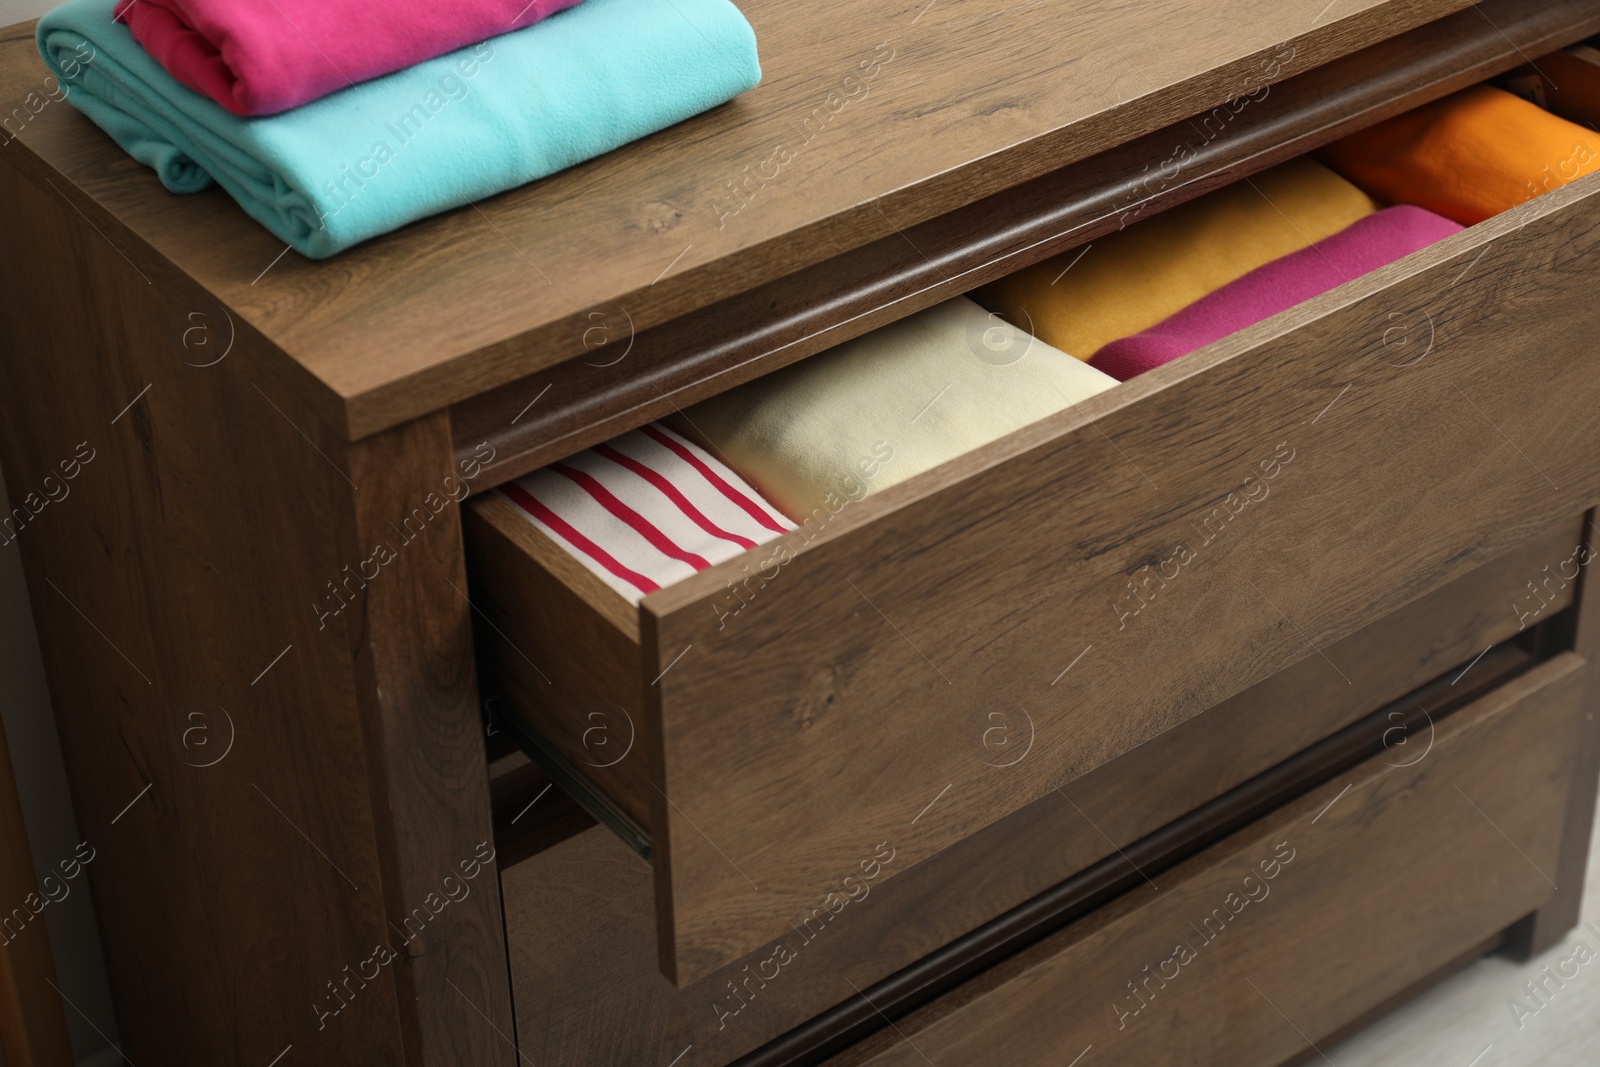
[
  {"x1": 667, "y1": 297, "x2": 1117, "y2": 522},
  {"x1": 972, "y1": 157, "x2": 1378, "y2": 360}
]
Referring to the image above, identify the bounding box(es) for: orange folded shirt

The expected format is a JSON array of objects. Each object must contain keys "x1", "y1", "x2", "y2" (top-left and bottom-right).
[{"x1": 1320, "y1": 85, "x2": 1600, "y2": 225}]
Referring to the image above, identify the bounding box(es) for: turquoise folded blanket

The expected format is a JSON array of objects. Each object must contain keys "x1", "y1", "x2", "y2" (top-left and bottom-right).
[{"x1": 38, "y1": 0, "x2": 760, "y2": 258}]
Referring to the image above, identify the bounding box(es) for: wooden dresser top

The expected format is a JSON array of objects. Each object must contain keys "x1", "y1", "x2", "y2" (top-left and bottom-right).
[{"x1": 0, "y1": 1, "x2": 1473, "y2": 438}]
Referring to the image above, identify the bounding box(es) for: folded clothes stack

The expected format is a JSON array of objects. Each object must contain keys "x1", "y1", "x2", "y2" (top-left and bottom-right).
[
  {"x1": 490, "y1": 74, "x2": 1598, "y2": 597},
  {"x1": 1088, "y1": 206, "x2": 1464, "y2": 381},
  {"x1": 972, "y1": 158, "x2": 1379, "y2": 361},
  {"x1": 38, "y1": 0, "x2": 760, "y2": 256},
  {"x1": 112, "y1": 0, "x2": 588, "y2": 116},
  {"x1": 973, "y1": 86, "x2": 1599, "y2": 383},
  {"x1": 495, "y1": 424, "x2": 793, "y2": 606}
]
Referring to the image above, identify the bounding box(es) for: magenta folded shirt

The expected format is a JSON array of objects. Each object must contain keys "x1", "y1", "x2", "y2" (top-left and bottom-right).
[
  {"x1": 1088, "y1": 205, "x2": 1464, "y2": 381},
  {"x1": 114, "y1": 0, "x2": 586, "y2": 116}
]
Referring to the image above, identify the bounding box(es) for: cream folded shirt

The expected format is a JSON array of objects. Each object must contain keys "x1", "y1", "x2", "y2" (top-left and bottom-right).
[{"x1": 668, "y1": 297, "x2": 1117, "y2": 521}]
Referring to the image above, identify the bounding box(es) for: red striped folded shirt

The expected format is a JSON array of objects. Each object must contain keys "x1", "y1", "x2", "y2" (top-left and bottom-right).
[{"x1": 497, "y1": 423, "x2": 794, "y2": 604}]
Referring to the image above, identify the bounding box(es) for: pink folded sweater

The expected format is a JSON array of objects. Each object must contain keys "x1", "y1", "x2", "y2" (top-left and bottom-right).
[
  {"x1": 114, "y1": 0, "x2": 586, "y2": 115},
  {"x1": 1088, "y1": 205, "x2": 1464, "y2": 381}
]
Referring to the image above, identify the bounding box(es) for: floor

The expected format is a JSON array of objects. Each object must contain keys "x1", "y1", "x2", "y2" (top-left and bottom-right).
[{"x1": 1327, "y1": 794, "x2": 1600, "y2": 1066}]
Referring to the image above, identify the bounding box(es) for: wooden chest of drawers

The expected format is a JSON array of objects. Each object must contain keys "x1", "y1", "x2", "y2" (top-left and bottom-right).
[{"x1": 2, "y1": 1, "x2": 1599, "y2": 1064}]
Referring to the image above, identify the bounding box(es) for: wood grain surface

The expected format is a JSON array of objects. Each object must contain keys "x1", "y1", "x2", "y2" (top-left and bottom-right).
[
  {"x1": 495, "y1": 520, "x2": 1577, "y2": 1067},
  {"x1": 336, "y1": 414, "x2": 517, "y2": 1065},
  {"x1": 4, "y1": 0, "x2": 1598, "y2": 1058},
  {"x1": 465, "y1": 494, "x2": 655, "y2": 831},
  {"x1": 1505, "y1": 46, "x2": 1600, "y2": 129},
  {"x1": 828, "y1": 652, "x2": 1589, "y2": 1066},
  {"x1": 0, "y1": 162, "x2": 511, "y2": 1065},
  {"x1": 749, "y1": 638, "x2": 1537, "y2": 1067},
  {"x1": 452, "y1": 0, "x2": 1600, "y2": 488},
  {"x1": 639, "y1": 168, "x2": 1600, "y2": 982},
  {"x1": 0, "y1": 1, "x2": 1487, "y2": 438},
  {"x1": 1509, "y1": 506, "x2": 1600, "y2": 954}
]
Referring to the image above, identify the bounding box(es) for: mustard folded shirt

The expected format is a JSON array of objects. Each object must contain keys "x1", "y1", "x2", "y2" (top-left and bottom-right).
[
  {"x1": 1319, "y1": 84, "x2": 1600, "y2": 226},
  {"x1": 971, "y1": 157, "x2": 1378, "y2": 360},
  {"x1": 667, "y1": 297, "x2": 1117, "y2": 522}
]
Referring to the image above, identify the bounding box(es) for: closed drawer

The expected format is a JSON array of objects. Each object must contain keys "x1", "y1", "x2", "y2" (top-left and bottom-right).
[
  {"x1": 466, "y1": 99, "x2": 1600, "y2": 985},
  {"x1": 827, "y1": 651, "x2": 1590, "y2": 1066}
]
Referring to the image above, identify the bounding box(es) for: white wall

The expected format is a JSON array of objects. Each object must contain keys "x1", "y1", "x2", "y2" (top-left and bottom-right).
[
  {"x1": 0, "y1": 0, "x2": 52, "y2": 25},
  {"x1": 1, "y1": 2, "x2": 117, "y2": 1061}
]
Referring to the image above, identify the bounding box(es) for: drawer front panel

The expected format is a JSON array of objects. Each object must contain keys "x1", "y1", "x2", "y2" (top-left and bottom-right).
[
  {"x1": 641, "y1": 172, "x2": 1600, "y2": 980},
  {"x1": 475, "y1": 510, "x2": 1581, "y2": 853},
  {"x1": 827, "y1": 652, "x2": 1589, "y2": 1066}
]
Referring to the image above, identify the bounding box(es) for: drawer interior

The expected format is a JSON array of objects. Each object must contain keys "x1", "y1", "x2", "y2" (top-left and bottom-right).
[{"x1": 468, "y1": 44, "x2": 1600, "y2": 983}]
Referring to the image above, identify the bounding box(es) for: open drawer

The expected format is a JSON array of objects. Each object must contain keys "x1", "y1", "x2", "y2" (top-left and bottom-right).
[
  {"x1": 496, "y1": 521, "x2": 1579, "y2": 1067},
  {"x1": 465, "y1": 94, "x2": 1600, "y2": 985}
]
